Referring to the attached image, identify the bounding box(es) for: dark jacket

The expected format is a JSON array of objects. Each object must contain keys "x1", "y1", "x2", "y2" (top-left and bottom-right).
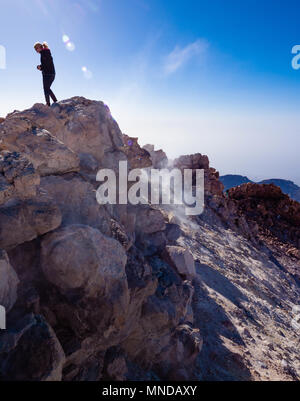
[{"x1": 40, "y1": 48, "x2": 55, "y2": 75}]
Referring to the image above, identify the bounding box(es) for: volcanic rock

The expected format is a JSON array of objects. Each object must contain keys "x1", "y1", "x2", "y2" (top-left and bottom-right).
[{"x1": 1, "y1": 97, "x2": 299, "y2": 382}]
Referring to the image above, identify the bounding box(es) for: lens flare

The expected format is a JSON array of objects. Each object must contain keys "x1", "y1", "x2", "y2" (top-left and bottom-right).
[
  {"x1": 66, "y1": 42, "x2": 75, "y2": 51},
  {"x1": 81, "y1": 66, "x2": 93, "y2": 79},
  {"x1": 62, "y1": 34, "x2": 75, "y2": 52},
  {"x1": 62, "y1": 35, "x2": 69, "y2": 43}
]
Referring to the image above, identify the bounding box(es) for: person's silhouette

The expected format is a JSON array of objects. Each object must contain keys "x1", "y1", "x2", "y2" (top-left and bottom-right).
[{"x1": 34, "y1": 42, "x2": 57, "y2": 106}]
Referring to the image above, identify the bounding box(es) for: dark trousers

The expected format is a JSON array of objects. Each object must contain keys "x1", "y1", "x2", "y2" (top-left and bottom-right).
[{"x1": 43, "y1": 74, "x2": 57, "y2": 106}]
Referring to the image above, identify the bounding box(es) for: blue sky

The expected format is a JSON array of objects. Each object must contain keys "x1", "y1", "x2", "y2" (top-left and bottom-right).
[{"x1": 0, "y1": 0, "x2": 300, "y2": 184}]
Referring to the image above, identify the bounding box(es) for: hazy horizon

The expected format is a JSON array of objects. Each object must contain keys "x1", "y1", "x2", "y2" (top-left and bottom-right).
[{"x1": 1, "y1": 0, "x2": 299, "y2": 185}]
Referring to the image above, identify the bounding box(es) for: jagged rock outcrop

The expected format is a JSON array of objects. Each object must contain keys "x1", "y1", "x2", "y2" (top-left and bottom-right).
[
  {"x1": 173, "y1": 153, "x2": 224, "y2": 196},
  {"x1": 221, "y1": 175, "x2": 300, "y2": 203},
  {"x1": 0, "y1": 98, "x2": 201, "y2": 381},
  {"x1": 0, "y1": 151, "x2": 40, "y2": 203},
  {"x1": 122, "y1": 135, "x2": 152, "y2": 169},
  {"x1": 259, "y1": 179, "x2": 300, "y2": 203},
  {"x1": 2, "y1": 98, "x2": 125, "y2": 172},
  {"x1": 227, "y1": 182, "x2": 300, "y2": 284},
  {"x1": 228, "y1": 183, "x2": 300, "y2": 249},
  {"x1": 172, "y1": 152, "x2": 258, "y2": 243},
  {"x1": 0, "y1": 119, "x2": 80, "y2": 176},
  {"x1": 143, "y1": 144, "x2": 168, "y2": 169},
  {"x1": 0, "y1": 97, "x2": 299, "y2": 381}
]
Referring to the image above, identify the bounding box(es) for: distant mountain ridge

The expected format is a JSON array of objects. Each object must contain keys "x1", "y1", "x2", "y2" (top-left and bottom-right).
[
  {"x1": 220, "y1": 174, "x2": 300, "y2": 202},
  {"x1": 219, "y1": 175, "x2": 253, "y2": 191}
]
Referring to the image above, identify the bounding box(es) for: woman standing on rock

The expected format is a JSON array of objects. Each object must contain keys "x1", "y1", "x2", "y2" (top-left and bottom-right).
[{"x1": 34, "y1": 42, "x2": 57, "y2": 107}]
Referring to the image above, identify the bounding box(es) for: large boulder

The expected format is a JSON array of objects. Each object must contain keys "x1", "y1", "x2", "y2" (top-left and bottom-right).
[
  {"x1": 41, "y1": 224, "x2": 128, "y2": 297},
  {"x1": 153, "y1": 324, "x2": 202, "y2": 380},
  {"x1": 0, "y1": 118, "x2": 79, "y2": 176},
  {"x1": 40, "y1": 174, "x2": 111, "y2": 236},
  {"x1": 163, "y1": 245, "x2": 196, "y2": 278},
  {"x1": 40, "y1": 225, "x2": 130, "y2": 354},
  {"x1": 173, "y1": 153, "x2": 209, "y2": 171},
  {"x1": 3, "y1": 98, "x2": 125, "y2": 172},
  {"x1": 0, "y1": 196, "x2": 62, "y2": 250},
  {"x1": 0, "y1": 314, "x2": 65, "y2": 381},
  {"x1": 51, "y1": 98, "x2": 124, "y2": 165},
  {"x1": 134, "y1": 205, "x2": 166, "y2": 235}
]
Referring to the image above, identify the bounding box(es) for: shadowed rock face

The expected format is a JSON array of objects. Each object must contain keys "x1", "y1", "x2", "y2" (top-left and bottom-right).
[
  {"x1": 0, "y1": 249, "x2": 19, "y2": 311},
  {"x1": 0, "y1": 97, "x2": 299, "y2": 381},
  {"x1": 0, "y1": 314, "x2": 65, "y2": 381},
  {"x1": 173, "y1": 153, "x2": 224, "y2": 196},
  {"x1": 220, "y1": 174, "x2": 300, "y2": 203},
  {"x1": 0, "y1": 196, "x2": 62, "y2": 250},
  {"x1": 228, "y1": 183, "x2": 300, "y2": 249},
  {"x1": 259, "y1": 179, "x2": 300, "y2": 203}
]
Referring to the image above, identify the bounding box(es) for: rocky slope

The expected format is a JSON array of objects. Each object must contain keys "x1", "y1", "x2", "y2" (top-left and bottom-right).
[
  {"x1": 259, "y1": 179, "x2": 300, "y2": 203},
  {"x1": 0, "y1": 97, "x2": 299, "y2": 381}
]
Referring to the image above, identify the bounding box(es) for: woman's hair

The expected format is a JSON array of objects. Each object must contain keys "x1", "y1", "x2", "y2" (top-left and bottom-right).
[{"x1": 34, "y1": 41, "x2": 49, "y2": 50}]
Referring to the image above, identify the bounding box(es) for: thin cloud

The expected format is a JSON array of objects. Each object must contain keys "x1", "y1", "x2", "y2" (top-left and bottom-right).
[
  {"x1": 110, "y1": 31, "x2": 162, "y2": 111},
  {"x1": 163, "y1": 39, "x2": 209, "y2": 75}
]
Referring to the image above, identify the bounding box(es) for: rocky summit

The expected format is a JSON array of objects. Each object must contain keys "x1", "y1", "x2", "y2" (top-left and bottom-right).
[{"x1": 0, "y1": 97, "x2": 299, "y2": 381}]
